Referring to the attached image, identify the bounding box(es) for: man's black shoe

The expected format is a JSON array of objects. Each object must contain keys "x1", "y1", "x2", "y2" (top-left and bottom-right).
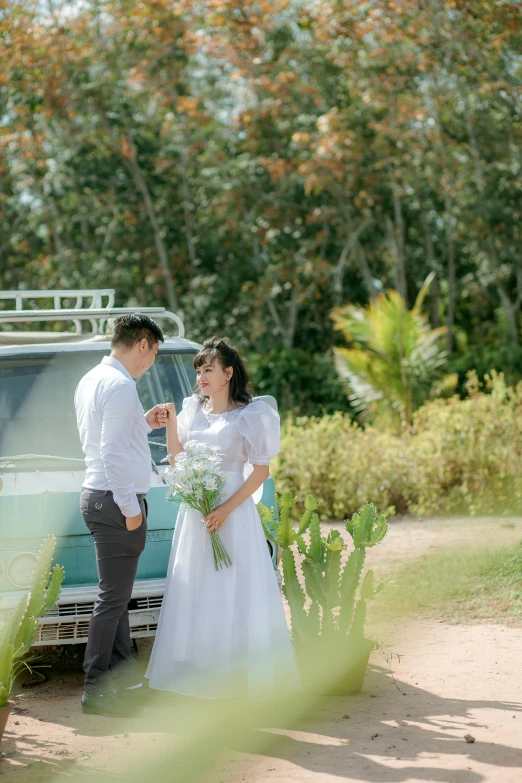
[
  {"x1": 114, "y1": 683, "x2": 152, "y2": 707},
  {"x1": 81, "y1": 691, "x2": 139, "y2": 717}
]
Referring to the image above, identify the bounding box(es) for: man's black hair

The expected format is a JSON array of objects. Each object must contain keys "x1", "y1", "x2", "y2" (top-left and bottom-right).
[{"x1": 111, "y1": 314, "x2": 164, "y2": 348}]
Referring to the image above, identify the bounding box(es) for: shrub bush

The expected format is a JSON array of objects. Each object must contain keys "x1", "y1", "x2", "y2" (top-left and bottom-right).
[
  {"x1": 275, "y1": 413, "x2": 410, "y2": 519},
  {"x1": 274, "y1": 372, "x2": 522, "y2": 518}
]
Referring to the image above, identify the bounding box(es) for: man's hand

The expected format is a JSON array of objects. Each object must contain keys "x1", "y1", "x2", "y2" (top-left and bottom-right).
[
  {"x1": 145, "y1": 404, "x2": 172, "y2": 430},
  {"x1": 125, "y1": 512, "x2": 143, "y2": 531},
  {"x1": 157, "y1": 403, "x2": 176, "y2": 428}
]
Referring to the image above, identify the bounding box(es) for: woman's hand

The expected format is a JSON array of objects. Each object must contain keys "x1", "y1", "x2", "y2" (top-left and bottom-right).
[
  {"x1": 146, "y1": 404, "x2": 172, "y2": 430},
  {"x1": 204, "y1": 503, "x2": 230, "y2": 533},
  {"x1": 157, "y1": 403, "x2": 176, "y2": 428}
]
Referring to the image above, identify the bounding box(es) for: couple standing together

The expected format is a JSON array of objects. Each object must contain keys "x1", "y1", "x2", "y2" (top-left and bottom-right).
[{"x1": 74, "y1": 314, "x2": 299, "y2": 716}]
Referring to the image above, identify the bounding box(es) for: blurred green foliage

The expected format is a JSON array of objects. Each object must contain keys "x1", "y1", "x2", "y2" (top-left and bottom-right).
[{"x1": 0, "y1": 537, "x2": 64, "y2": 708}]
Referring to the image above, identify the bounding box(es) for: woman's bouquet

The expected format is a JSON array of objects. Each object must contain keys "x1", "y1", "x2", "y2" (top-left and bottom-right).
[{"x1": 162, "y1": 441, "x2": 232, "y2": 570}]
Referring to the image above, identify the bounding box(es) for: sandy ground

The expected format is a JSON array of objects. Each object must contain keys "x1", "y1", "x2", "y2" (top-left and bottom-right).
[
  {"x1": 1, "y1": 516, "x2": 521, "y2": 783},
  {"x1": 218, "y1": 621, "x2": 522, "y2": 783}
]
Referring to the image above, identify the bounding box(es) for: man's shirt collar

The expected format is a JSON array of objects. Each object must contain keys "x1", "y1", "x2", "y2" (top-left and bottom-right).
[{"x1": 101, "y1": 356, "x2": 135, "y2": 383}]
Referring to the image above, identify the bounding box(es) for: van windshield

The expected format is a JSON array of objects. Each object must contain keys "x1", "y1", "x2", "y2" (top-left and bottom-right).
[{"x1": 0, "y1": 350, "x2": 197, "y2": 468}]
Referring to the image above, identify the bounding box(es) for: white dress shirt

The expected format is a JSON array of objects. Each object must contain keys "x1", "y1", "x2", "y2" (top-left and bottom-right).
[{"x1": 75, "y1": 356, "x2": 152, "y2": 518}]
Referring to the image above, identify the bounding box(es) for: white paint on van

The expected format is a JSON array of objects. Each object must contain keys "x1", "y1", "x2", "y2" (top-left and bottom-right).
[{"x1": 0, "y1": 468, "x2": 169, "y2": 496}]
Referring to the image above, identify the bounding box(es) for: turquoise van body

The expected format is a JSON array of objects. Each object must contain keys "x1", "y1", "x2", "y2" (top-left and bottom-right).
[{"x1": 0, "y1": 337, "x2": 279, "y2": 644}]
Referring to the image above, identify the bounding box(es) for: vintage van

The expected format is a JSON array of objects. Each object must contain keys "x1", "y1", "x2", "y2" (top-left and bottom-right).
[{"x1": 0, "y1": 289, "x2": 279, "y2": 645}]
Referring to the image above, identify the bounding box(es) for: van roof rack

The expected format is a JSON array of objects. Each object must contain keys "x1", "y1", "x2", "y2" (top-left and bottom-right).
[{"x1": 0, "y1": 289, "x2": 184, "y2": 338}]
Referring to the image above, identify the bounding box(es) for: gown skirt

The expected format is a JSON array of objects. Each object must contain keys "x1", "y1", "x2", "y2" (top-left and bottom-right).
[{"x1": 145, "y1": 468, "x2": 300, "y2": 700}]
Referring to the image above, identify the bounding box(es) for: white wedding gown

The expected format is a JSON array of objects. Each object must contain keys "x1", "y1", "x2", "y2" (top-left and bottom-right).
[{"x1": 145, "y1": 395, "x2": 300, "y2": 700}]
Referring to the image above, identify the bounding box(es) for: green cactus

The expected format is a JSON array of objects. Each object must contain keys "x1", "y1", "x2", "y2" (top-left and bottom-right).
[
  {"x1": 306, "y1": 513, "x2": 325, "y2": 565},
  {"x1": 275, "y1": 491, "x2": 295, "y2": 548},
  {"x1": 259, "y1": 494, "x2": 307, "y2": 640},
  {"x1": 295, "y1": 535, "x2": 307, "y2": 556},
  {"x1": 301, "y1": 559, "x2": 325, "y2": 607},
  {"x1": 259, "y1": 492, "x2": 320, "y2": 550},
  {"x1": 337, "y1": 548, "x2": 366, "y2": 634},
  {"x1": 297, "y1": 495, "x2": 321, "y2": 535},
  {"x1": 26, "y1": 536, "x2": 56, "y2": 619},
  {"x1": 258, "y1": 493, "x2": 323, "y2": 643},
  {"x1": 258, "y1": 503, "x2": 278, "y2": 544},
  {"x1": 8, "y1": 595, "x2": 30, "y2": 650},
  {"x1": 259, "y1": 493, "x2": 387, "y2": 691},
  {"x1": 0, "y1": 536, "x2": 64, "y2": 708},
  {"x1": 346, "y1": 503, "x2": 388, "y2": 549},
  {"x1": 43, "y1": 565, "x2": 65, "y2": 614},
  {"x1": 348, "y1": 570, "x2": 383, "y2": 645},
  {"x1": 338, "y1": 504, "x2": 388, "y2": 635},
  {"x1": 306, "y1": 600, "x2": 321, "y2": 639},
  {"x1": 324, "y1": 530, "x2": 345, "y2": 623},
  {"x1": 281, "y1": 547, "x2": 307, "y2": 640},
  {"x1": 0, "y1": 642, "x2": 15, "y2": 707}
]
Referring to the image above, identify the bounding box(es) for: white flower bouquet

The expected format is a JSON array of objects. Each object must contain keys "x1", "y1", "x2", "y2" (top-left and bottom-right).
[{"x1": 162, "y1": 440, "x2": 232, "y2": 570}]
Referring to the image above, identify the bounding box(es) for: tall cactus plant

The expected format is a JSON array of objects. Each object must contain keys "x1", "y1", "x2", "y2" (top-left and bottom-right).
[
  {"x1": 259, "y1": 492, "x2": 321, "y2": 644},
  {"x1": 259, "y1": 495, "x2": 388, "y2": 688},
  {"x1": 0, "y1": 536, "x2": 64, "y2": 708},
  {"x1": 337, "y1": 504, "x2": 388, "y2": 635}
]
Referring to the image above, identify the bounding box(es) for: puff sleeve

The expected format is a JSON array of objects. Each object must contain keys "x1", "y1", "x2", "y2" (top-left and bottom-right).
[
  {"x1": 176, "y1": 394, "x2": 201, "y2": 445},
  {"x1": 238, "y1": 400, "x2": 280, "y2": 465}
]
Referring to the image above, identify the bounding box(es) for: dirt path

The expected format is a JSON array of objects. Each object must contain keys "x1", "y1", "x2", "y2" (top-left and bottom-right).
[
  {"x1": 219, "y1": 621, "x2": 522, "y2": 783},
  {"x1": 1, "y1": 517, "x2": 521, "y2": 782}
]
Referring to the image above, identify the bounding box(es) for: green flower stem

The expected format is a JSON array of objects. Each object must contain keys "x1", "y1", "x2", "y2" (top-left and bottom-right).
[{"x1": 209, "y1": 531, "x2": 232, "y2": 570}]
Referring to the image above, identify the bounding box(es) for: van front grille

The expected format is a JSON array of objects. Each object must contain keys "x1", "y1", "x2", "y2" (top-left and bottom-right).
[
  {"x1": 35, "y1": 618, "x2": 159, "y2": 645},
  {"x1": 135, "y1": 596, "x2": 163, "y2": 610},
  {"x1": 45, "y1": 593, "x2": 164, "y2": 618},
  {"x1": 33, "y1": 592, "x2": 164, "y2": 645},
  {"x1": 37, "y1": 620, "x2": 91, "y2": 642},
  {"x1": 46, "y1": 602, "x2": 96, "y2": 617}
]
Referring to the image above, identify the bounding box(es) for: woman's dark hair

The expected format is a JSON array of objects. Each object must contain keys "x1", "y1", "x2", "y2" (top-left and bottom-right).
[
  {"x1": 112, "y1": 314, "x2": 164, "y2": 348},
  {"x1": 194, "y1": 337, "x2": 253, "y2": 407}
]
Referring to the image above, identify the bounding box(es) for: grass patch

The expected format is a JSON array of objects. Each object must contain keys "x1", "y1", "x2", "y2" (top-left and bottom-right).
[{"x1": 375, "y1": 538, "x2": 522, "y2": 624}]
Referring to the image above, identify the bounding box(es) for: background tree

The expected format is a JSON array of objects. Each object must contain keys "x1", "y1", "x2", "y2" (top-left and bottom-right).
[{"x1": 0, "y1": 0, "x2": 521, "y2": 411}]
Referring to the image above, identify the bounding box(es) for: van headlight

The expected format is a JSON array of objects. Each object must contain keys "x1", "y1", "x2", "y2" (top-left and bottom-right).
[{"x1": 8, "y1": 553, "x2": 37, "y2": 588}]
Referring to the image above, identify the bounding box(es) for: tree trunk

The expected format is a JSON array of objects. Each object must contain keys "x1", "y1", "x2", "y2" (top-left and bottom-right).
[
  {"x1": 355, "y1": 240, "x2": 378, "y2": 301},
  {"x1": 332, "y1": 221, "x2": 368, "y2": 303},
  {"x1": 180, "y1": 146, "x2": 197, "y2": 266},
  {"x1": 385, "y1": 215, "x2": 407, "y2": 303},
  {"x1": 421, "y1": 213, "x2": 440, "y2": 327},
  {"x1": 443, "y1": 190, "x2": 456, "y2": 354},
  {"x1": 122, "y1": 136, "x2": 178, "y2": 311},
  {"x1": 267, "y1": 284, "x2": 299, "y2": 349},
  {"x1": 169, "y1": 85, "x2": 198, "y2": 269},
  {"x1": 389, "y1": 173, "x2": 408, "y2": 303},
  {"x1": 429, "y1": 99, "x2": 456, "y2": 353},
  {"x1": 464, "y1": 97, "x2": 520, "y2": 345},
  {"x1": 98, "y1": 211, "x2": 119, "y2": 263}
]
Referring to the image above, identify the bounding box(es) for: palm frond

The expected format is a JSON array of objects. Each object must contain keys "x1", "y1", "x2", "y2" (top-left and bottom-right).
[
  {"x1": 333, "y1": 349, "x2": 382, "y2": 420},
  {"x1": 332, "y1": 283, "x2": 447, "y2": 426}
]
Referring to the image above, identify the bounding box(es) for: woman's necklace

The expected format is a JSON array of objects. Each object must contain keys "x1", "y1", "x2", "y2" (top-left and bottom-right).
[
  {"x1": 204, "y1": 401, "x2": 233, "y2": 415},
  {"x1": 204, "y1": 400, "x2": 245, "y2": 415}
]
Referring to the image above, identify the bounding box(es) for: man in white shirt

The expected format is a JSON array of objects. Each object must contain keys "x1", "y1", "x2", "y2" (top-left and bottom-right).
[{"x1": 75, "y1": 313, "x2": 168, "y2": 717}]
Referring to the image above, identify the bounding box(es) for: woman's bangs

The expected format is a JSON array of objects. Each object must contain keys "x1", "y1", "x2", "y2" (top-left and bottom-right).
[{"x1": 193, "y1": 349, "x2": 218, "y2": 369}]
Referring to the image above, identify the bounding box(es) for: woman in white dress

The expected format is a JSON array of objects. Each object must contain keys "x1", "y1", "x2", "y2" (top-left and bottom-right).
[{"x1": 146, "y1": 337, "x2": 300, "y2": 700}]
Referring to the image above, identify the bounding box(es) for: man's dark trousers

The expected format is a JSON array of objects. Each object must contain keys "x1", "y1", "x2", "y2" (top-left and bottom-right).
[{"x1": 80, "y1": 488, "x2": 147, "y2": 695}]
